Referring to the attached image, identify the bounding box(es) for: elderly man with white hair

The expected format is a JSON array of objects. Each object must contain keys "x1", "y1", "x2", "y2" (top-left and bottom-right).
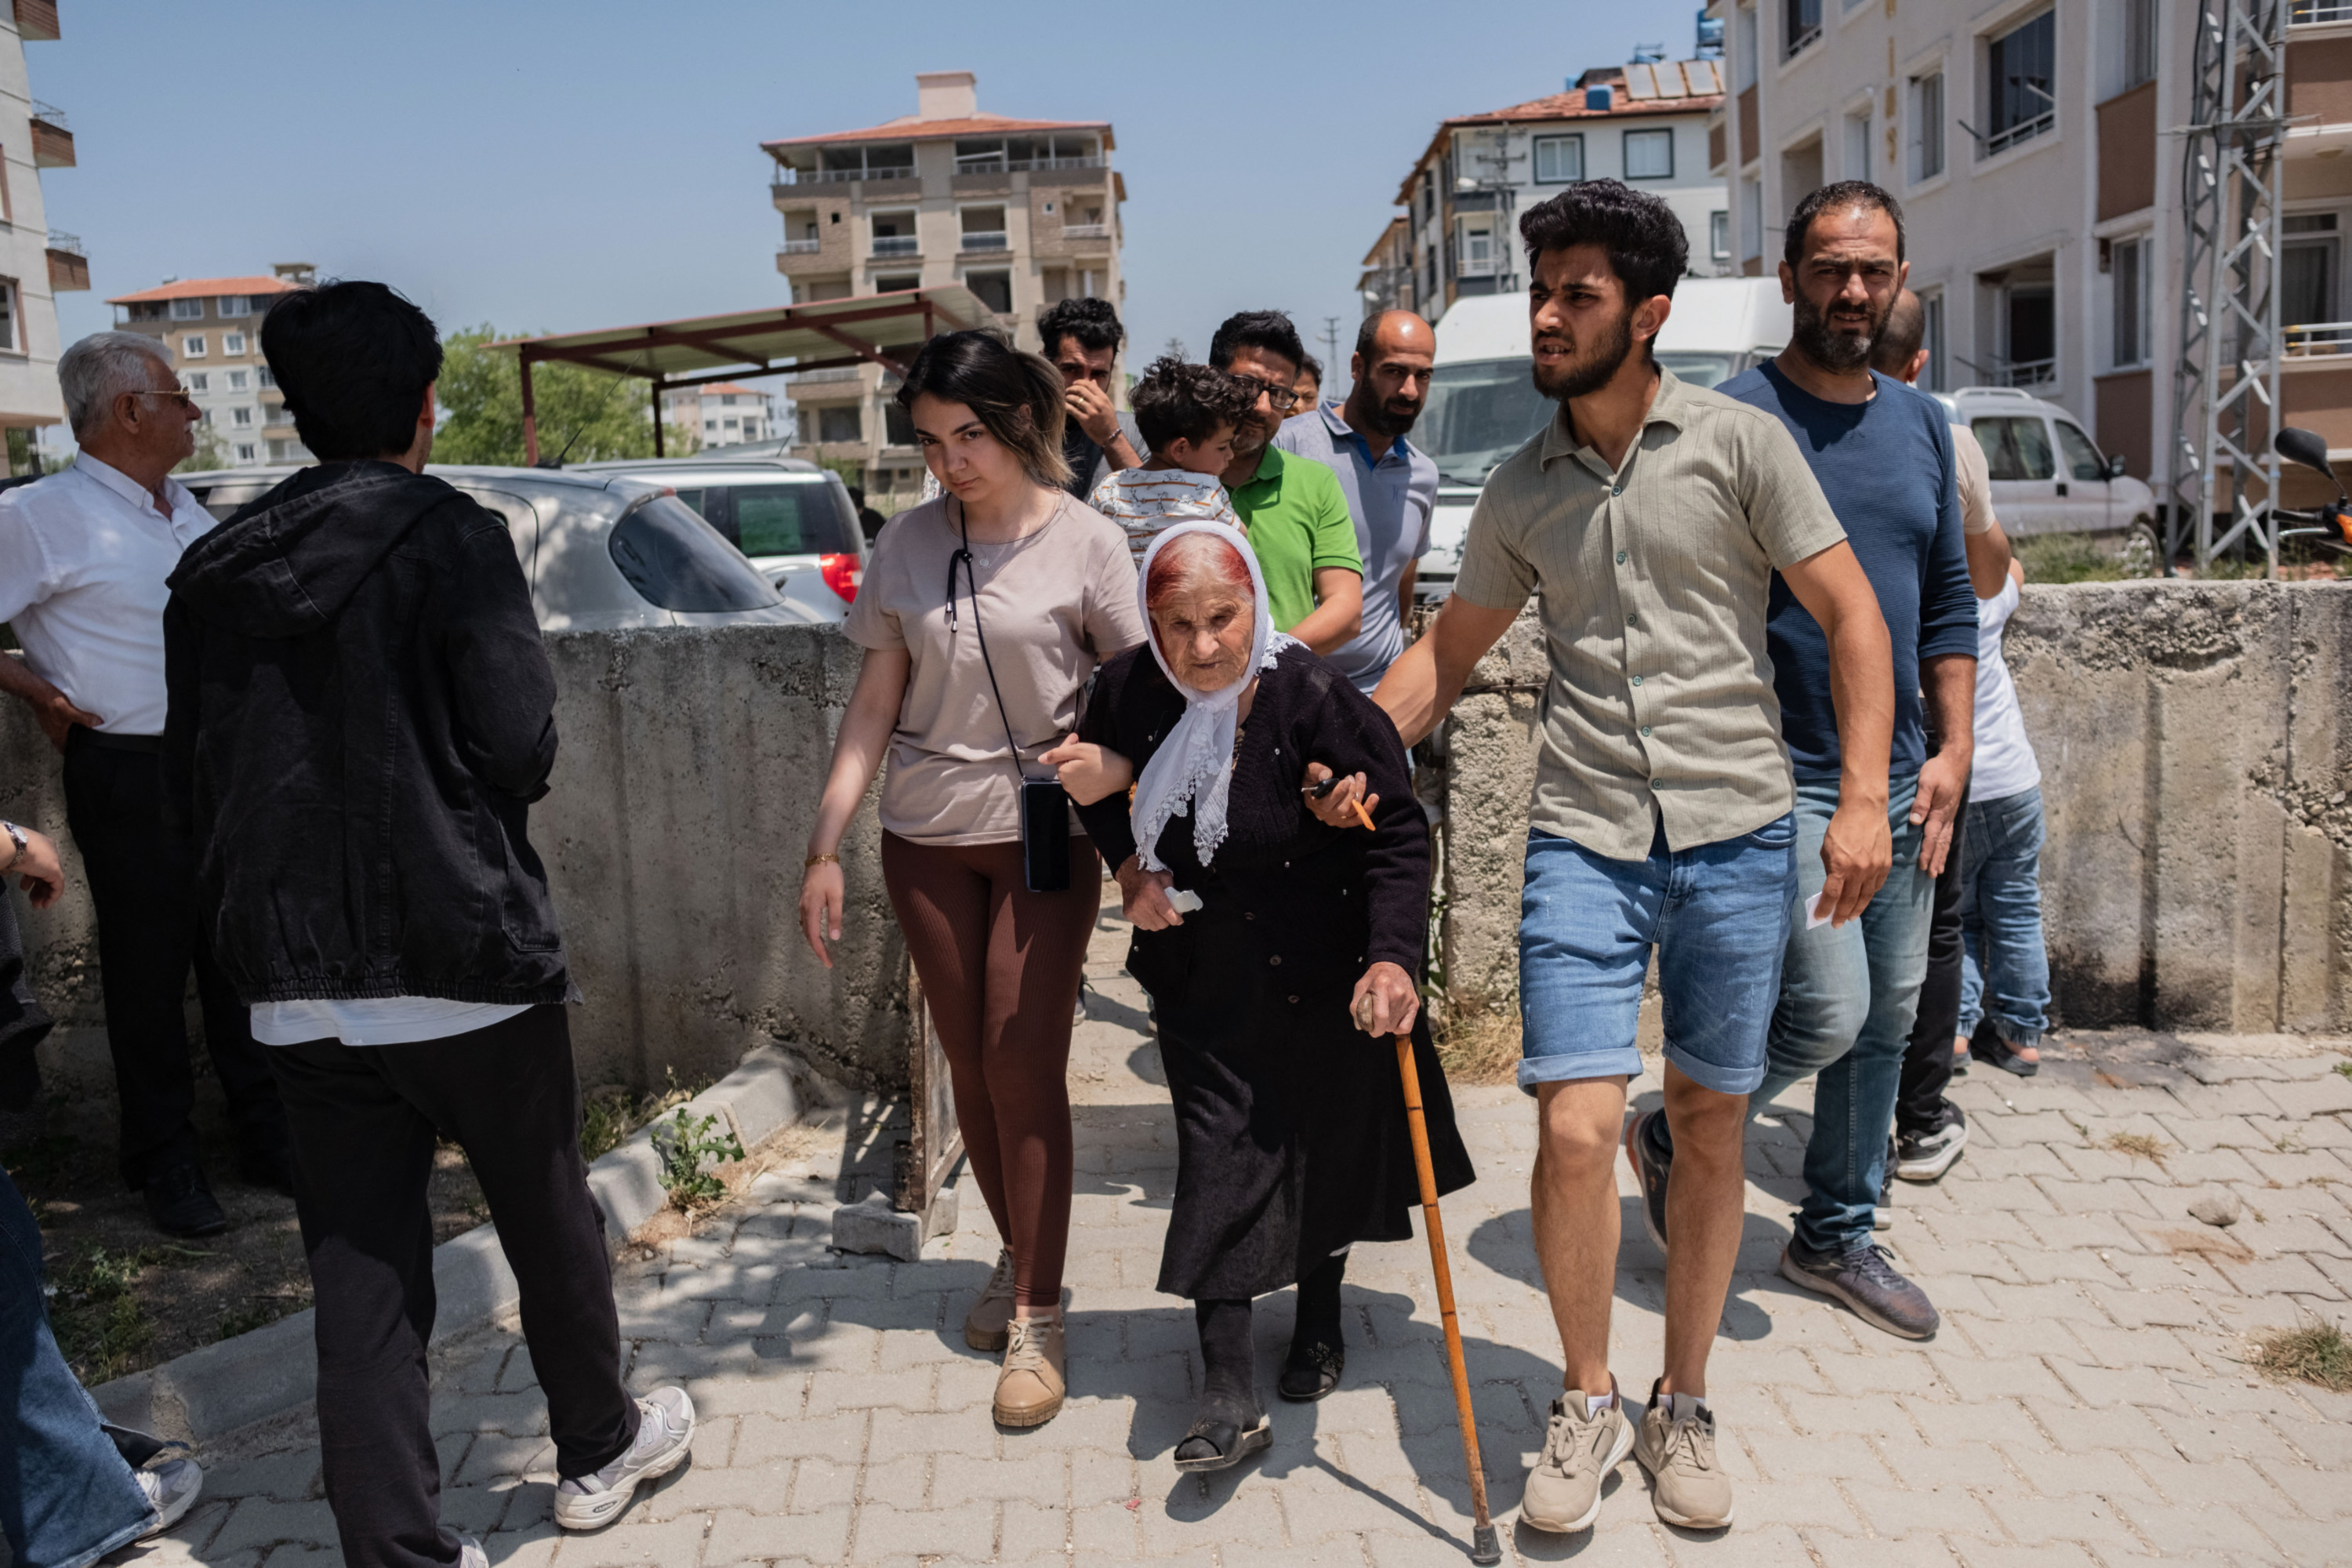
[{"x1": 0, "y1": 331, "x2": 289, "y2": 1237}]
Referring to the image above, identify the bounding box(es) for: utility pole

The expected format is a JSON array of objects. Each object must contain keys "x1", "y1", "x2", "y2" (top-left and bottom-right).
[{"x1": 1320, "y1": 315, "x2": 1345, "y2": 398}]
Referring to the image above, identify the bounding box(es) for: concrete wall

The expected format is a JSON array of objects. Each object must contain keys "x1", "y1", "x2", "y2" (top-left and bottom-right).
[
  {"x1": 0, "y1": 624, "x2": 915, "y2": 1096},
  {"x1": 1429, "y1": 580, "x2": 2352, "y2": 1036}
]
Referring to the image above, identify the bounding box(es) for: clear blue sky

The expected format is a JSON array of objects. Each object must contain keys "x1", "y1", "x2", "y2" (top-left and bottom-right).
[{"x1": 34, "y1": 0, "x2": 1708, "y2": 403}]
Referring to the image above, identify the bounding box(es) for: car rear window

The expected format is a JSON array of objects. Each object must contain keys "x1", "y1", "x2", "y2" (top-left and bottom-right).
[
  {"x1": 731, "y1": 481, "x2": 860, "y2": 557},
  {"x1": 608, "y1": 496, "x2": 783, "y2": 612}
]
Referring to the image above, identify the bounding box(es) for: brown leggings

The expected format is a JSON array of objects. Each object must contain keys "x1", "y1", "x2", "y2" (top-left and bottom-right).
[{"x1": 880, "y1": 831, "x2": 1100, "y2": 1308}]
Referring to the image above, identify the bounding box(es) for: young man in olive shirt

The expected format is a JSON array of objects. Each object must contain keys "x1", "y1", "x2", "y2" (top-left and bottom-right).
[{"x1": 1206, "y1": 310, "x2": 1363, "y2": 653}]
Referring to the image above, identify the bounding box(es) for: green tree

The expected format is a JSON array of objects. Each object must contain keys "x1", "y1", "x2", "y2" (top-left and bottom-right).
[
  {"x1": 172, "y1": 422, "x2": 231, "y2": 474},
  {"x1": 433, "y1": 325, "x2": 695, "y2": 466}
]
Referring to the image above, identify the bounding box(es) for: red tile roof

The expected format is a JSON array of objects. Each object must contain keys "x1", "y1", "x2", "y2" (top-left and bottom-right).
[
  {"x1": 107, "y1": 275, "x2": 299, "y2": 305},
  {"x1": 1395, "y1": 67, "x2": 1723, "y2": 205},
  {"x1": 764, "y1": 112, "x2": 1110, "y2": 151}
]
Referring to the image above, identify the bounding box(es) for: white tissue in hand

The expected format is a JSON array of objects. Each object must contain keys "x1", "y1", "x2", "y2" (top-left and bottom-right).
[
  {"x1": 1167, "y1": 888, "x2": 1203, "y2": 913},
  {"x1": 1805, "y1": 891, "x2": 1834, "y2": 930}
]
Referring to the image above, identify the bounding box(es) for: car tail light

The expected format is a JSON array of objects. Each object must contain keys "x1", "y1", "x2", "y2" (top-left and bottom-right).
[{"x1": 820, "y1": 552, "x2": 861, "y2": 604}]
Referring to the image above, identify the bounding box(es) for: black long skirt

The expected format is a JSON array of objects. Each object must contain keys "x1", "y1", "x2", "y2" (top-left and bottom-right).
[{"x1": 1134, "y1": 898, "x2": 1475, "y2": 1301}]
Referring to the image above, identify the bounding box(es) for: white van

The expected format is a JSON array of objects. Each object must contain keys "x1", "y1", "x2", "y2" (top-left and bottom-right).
[
  {"x1": 1414, "y1": 278, "x2": 1791, "y2": 599},
  {"x1": 1933, "y1": 386, "x2": 2156, "y2": 538}
]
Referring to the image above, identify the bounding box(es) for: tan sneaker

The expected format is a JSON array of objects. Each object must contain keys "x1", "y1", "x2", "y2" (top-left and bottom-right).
[
  {"x1": 1519, "y1": 1383, "x2": 1634, "y2": 1534},
  {"x1": 993, "y1": 1315, "x2": 1065, "y2": 1428},
  {"x1": 964, "y1": 1247, "x2": 1016, "y2": 1352},
  {"x1": 1632, "y1": 1383, "x2": 1734, "y2": 1530}
]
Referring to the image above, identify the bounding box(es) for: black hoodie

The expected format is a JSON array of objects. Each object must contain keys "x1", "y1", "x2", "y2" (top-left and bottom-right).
[{"x1": 163, "y1": 460, "x2": 568, "y2": 1006}]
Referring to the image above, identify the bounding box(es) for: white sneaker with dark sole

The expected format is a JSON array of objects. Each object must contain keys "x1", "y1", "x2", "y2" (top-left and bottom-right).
[
  {"x1": 1895, "y1": 1114, "x2": 1969, "y2": 1182},
  {"x1": 135, "y1": 1458, "x2": 204, "y2": 1539},
  {"x1": 458, "y1": 1534, "x2": 488, "y2": 1568},
  {"x1": 554, "y1": 1386, "x2": 696, "y2": 1530}
]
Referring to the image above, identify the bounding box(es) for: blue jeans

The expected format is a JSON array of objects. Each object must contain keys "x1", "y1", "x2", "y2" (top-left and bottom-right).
[
  {"x1": 1762, "y1": 774, "x2": 1936, "y2": 1255},
  {"x1": 1956, "y1": 786, "x2": 2052, "y2": 1050},
  {"x1": 2, "y1": 1168, "x2": 154, "y2": 1568},
  {"x1": 1516, "y1": 815, "x2": 1797, "y2": 1096}
]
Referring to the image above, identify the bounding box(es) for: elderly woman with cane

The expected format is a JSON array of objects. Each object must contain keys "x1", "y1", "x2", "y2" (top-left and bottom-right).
[{"x1": 1065, "y1": 521, "x2": 1474, "y2": 1472}]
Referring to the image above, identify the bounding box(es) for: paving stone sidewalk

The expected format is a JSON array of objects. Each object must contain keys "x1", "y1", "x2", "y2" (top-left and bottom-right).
[{"x1": 128, "y1": 900, "x2": 2352, "y2": 1568}]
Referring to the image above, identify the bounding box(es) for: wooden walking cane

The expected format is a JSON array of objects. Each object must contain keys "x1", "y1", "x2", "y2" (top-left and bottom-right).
[{"x1": 1394, "y1": 1033, "x2": 1502, "y2": 1565}]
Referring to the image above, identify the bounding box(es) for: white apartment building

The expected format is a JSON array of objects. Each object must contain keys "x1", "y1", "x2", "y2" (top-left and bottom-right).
[
  {"x1": 1386, "y1": 60, "x2": 1729, "y2": 321},
  {"x1": 662, "y1": 380, "x2": 778, "y2": 449},
  {"x1": 0, "y1": 0, "x2": 82, "y2": 468},
  {"x1": 1711, "y1": 0, "x2": 2352, "y2": 500},
  {"x1": 763, "y1": 71, "x2": 1123, "y2": 507},
  {"x1": 110, "y1": 263, "x2": 315, "y2": 468}
]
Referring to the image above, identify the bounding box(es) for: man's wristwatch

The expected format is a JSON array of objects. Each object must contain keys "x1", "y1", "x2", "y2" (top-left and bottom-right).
[{"x1": 1, "y1": 821, "x2": 24, "y2": 872}]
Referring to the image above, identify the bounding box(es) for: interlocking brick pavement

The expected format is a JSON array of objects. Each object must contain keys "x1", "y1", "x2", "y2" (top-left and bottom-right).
[{"x1": 124, "y1": 902, "x2": 2352, "y2": 1566}]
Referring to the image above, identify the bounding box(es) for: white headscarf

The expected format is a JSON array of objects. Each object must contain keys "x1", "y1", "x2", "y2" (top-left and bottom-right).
[{"x1": 1130, "y1": 521, "x2": 1300, "y2": 872}]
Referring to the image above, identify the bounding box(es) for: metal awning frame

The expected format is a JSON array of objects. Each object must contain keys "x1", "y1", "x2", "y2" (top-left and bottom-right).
[{"x1": 496, "y1": 288, "x2": 989, "y2": 464}]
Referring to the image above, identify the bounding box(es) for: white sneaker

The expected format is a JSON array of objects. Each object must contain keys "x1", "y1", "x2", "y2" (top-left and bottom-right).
[
  {"x1": 552, "y1": 1387, "x2": 696, "y2": 1530},
  {"x1": 134, "y1": 1457, "x2": 204, "y2": 1539},
  {"x1": 457, "y1": 1533, "x2": 488, "y2": 1568}
]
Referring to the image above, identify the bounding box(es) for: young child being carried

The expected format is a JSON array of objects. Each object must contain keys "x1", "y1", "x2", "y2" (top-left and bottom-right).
[{"x1": 1089, "y1": 356, "x2": 1258, "y2": 564}]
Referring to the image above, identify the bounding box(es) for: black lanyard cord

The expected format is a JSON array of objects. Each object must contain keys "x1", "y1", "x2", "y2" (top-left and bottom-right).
[{"x1": 946, "y1": 497, "x2": 1032, "y2": 787}]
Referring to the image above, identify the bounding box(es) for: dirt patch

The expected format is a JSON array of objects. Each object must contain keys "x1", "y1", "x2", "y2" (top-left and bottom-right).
[{"x1": 2161, "y1": 1227, "x2": 2256, "y2": 1265}]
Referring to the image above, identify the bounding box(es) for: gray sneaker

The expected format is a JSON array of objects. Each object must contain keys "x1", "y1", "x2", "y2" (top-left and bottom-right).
[
  {"x1": 1632, "y1": 1382, "x2": 1734, "y2": 1530},
  {"x1": 133, "y1": 1458, "x2": 204, "y2": 1539},
  {"x1": 1624, "y1": 1110, "x2": 1671, "y2": 1253},
  {"x1": 457, "y1": 1534, "x2": 488, "y2": 1568},
  {"x1": 553, "y1": 1386, "x2": 696, "y2": 1530},
  {"x1": 1519, "y1": 1385, "x2": 1634, "y2": 1534},
  {"x1": 1780, "y1": 1237, "x2": 1940, "y2": 1339}
]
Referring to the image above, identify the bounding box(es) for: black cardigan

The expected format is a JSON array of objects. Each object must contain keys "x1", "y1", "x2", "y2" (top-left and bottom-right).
[{"x1": 1075, "y1": 643, "x2": 1428, "y2": 982}]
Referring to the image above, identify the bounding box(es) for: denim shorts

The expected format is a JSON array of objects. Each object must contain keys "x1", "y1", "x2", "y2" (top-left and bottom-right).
[{"x1": 1516, "y1": 815, "x2": 1798, "y2": 1097}]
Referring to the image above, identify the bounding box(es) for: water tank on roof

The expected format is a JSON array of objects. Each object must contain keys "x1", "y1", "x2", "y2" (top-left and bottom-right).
[{"x1": 1584, "y1": 85, "x2": 1613, "y2": 111}]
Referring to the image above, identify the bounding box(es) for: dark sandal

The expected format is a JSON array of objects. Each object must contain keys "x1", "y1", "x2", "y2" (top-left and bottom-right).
[
  {"x1": 1983, "y1": 1036, "x2": 2039, "y2": 1077},
  {"x1": 1278, "y1": 1338, "x2": 1345, "y2": 1402},
  {"x1": 1173, "y1": 1413, "x2": 1272, "y2": 1473}
]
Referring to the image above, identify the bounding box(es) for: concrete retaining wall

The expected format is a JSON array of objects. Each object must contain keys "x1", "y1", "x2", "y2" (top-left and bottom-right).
[
  {"x1": 1428, "y1": 579, "x2": 2352, "y2": 1036},
  {"x1": 0, "y1": 624, "x2": 915, "y2": 1095}
]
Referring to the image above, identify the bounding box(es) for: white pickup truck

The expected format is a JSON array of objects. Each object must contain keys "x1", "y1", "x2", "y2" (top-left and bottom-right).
[{"x1": 1414, "y1": 278, "x2": 1792, "y2": 601}]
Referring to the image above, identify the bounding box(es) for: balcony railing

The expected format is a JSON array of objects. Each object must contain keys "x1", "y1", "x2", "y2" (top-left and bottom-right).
[
  {"x1": 2285, "y1": 321, "x2": 2352, "y2": 358},
  {"x1": 43, "y1": 228, "x2": 80, "y2": 256},
  {"x1": 28, "y1": 100, "x2": 71, "y2": 168},
  {"x1": 790, "y1": 366, "x2": 860, "y2": 384},
  {"x1": 1060, "y1": 223, "x2": 1109, "y2": 239},
  {"x1": 29, "y1": 100, "x2": 65, "y2": 130},
  {"x1": 870, "y1": 234, "x2": 919, "y2": 256},
  {"x1": 1784, "y1": 23, "x2": 1820, "y2": 60},
  {"x1": 958, "y1": 230, "x2": 1008, "y2": 252},
  {"x1": 771, "y1": 165, "x2": 916, "y2": 187},
  {"x1": 1985, "y1": 110, "x2": 2055, "y2": 158},
  {"x1": 1998, "y1": 356, "x2": 2057, "y2": 387},
  {"x1": 953, "y1": 154, "x2": 1106, "y2": 176},
  {"x1": 2292, "y1": 0, "x2": 2352, "y2": 23},
  {"x1": 778, "y1": 238, "x2": 822, "y2": 255}
]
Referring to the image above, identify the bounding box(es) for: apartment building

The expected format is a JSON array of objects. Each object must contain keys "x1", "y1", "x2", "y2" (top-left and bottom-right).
[
  {"x1": 661, "y1": 380, "x2": 778, "y2": 449},
  {"x1": 1385, "y1": 60, "x2": 1727, "y2": 322},
  {"x1": 109, "y1": 263, "x2": 314, "y2": 467},
  {"x1": 763, "y1": 71, "x2": 1123, "y2": 506},
  {"x1": 0, "y1": 0, "x2": 82, "y2": 467}
]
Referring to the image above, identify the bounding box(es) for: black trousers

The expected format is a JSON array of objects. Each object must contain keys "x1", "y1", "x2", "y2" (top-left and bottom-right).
[
  {"x1": 270, "y1": 1005, "x2": 637, "y2": 1568},
  {"x1": 1896, "y1": 776, "x2": 1969, "y2": 1138},
  {"x1": 59, "y1": 731, "x2": 284, "y2": 1187}
]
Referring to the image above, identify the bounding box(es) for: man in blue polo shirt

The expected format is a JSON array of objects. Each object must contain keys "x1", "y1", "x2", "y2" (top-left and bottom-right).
[
  {"x1": 1632, "y1": 181, "x2": 1976, "y2": 1345},
  {"x1": 1274, "y1": 310, "x2": 1439, "y2": 691}
]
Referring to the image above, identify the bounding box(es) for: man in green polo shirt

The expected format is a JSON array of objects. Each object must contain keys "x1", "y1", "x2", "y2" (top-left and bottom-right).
[{"x1": 1207, "y1": 311, "x2": 1363, "y2": 651}]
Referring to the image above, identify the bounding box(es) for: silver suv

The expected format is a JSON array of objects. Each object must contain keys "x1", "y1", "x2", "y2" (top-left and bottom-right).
[{"x1": 569, "y1": 456, "x2": 866, "y2": 623}]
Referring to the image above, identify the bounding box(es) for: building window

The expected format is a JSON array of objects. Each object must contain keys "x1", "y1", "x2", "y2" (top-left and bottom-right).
[
  {"x1": 181, "y1": 335, "x2": 206, "y2": 358},
  {"x1": 1911, "y1": 71, "x2": 1945, "y2": 180},
  {"x1": 2111, "y1": 234, "x2": 2153, "y2": 366},
  {"x1": 170, "y1": 298, "x2": 203, "y2": 321},
  {"x1": 884, "y1": 401, "x2": 916, "y2": 445},
  {"x1": 235, "y1": 443, "x2": 257, "y2": 463},
  {"x1": 959, "y1": 205, "x2": 1009, "y2": 252},
  {"x1": 2123, "y1": 0, "x2": 2158, "y2": 91},
  {"x1": 1460, "y1": 220, "x2": 1495, "y2": 276},
  {"x1": 1784, "y1": 0, "x2": 1821, "y2": 60},
  {"x1": 223, "y1": 332, "x2": 245, "y2": 355},
  {"x1": 1843, "y1": 108, "x2": 1871, "y2": 181},
  {"x1": 230, "y1": 406, "x2": 253, "y2": 428},
  {"x1": 2284, "y1": 214, "x2": 2340, "y2": 330},
  {"x1": 0, "y1": 278, "x2": 18, "y2": 354},
  {"x1": 256, "y1": 367, "x2": 275, "y2": 389},
  {"x1": 964, "y1": 269, "x2": 1013, "y2": 314},
  {"x1": 227, "y1": 368, "x2": 249, "y2": 390},
  {"x1": 1922, "y1": 291, "x2": 1947, "y2": 391},
  {"x1": 1740, "y1": 176, "x2": 1763, "y2": 261},
  {"x1": 187, "y1": 372, "x2": 209, "y2": 393},
  {"x1": 1623, "y1": 129, "x2": 1674, "y2": 180},
  {"x1": 1710, "y1": 210, "x2": 1730, "y2": 262},
  {"x1": 1986, "y1": 9, "x2": 2057, "y2": 157},
  {"x1": 1534, "y1": 134, "x2": 1584, "y2": 183},
  {"x1": 869, "y1": 211, "x2": 918, "y2": 257},
  {"x1": 1735, "y1": 5, "x2": 1759, "y2": 91},
  {"x1": 873, "y1": 273, "x2": 920, "y2": 293},
  {"x1": 816, "y1": 405, "x2": 861, "y2": 444},
  {"x1": 217, "y1": 296, "x2": 249, "y2": 318}
]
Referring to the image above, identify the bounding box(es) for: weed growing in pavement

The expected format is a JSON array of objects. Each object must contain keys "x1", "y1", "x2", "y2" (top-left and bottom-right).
[
  {"x1": 655, "y1": 1108, "x2": 745, "y2": 1211},
  {"x1": 579, "y1": 1068, "x2": 706, "y2": 1162},
  {"x1": 49, "y1": 1243, "x2": 164, "y2": 1382},
  {"x1": 2246, "y1": 1316, "x2": 2352, "y2": 1392},
  {"x1": 2334, "y1": 1059, "x2": 2352, "y2": 1081},
  {"x1": 1434, "y1": 996, "x2": 1521, "y2": 1086},
  {"x1": 214, "y1": 1304, "x2": 277, "y2": 1341},
  {"x1": 2103, "y1": 1131, "x2": 2169, "y2": 1167}
]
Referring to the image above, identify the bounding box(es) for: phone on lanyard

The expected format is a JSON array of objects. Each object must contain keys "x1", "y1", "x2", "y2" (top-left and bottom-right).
[{"x1": 1019, "y1": 775, "x2": 1071, "y2": 893}]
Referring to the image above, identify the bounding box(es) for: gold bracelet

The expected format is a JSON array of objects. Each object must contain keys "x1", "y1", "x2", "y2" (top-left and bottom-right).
[{"x1": 804, "y1": 851, "x2": 840, "y2": 867}]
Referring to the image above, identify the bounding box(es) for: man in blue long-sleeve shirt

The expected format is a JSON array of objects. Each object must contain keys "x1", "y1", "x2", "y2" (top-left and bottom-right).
[{"x1": 1633, "y1": 181, "x2": 1976, "y2": 1343}]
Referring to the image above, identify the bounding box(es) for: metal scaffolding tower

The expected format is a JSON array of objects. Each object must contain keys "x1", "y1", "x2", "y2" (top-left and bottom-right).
[{"x1": 2165, "y1": 0, "x2": 2289, "y2": 575}]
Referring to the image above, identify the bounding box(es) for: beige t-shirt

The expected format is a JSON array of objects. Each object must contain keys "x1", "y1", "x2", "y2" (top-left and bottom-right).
[
  {"x1": 1951, "y1": 422, "x2": 1996, "y2": 536},
  {"x1": 845, "y1": 492, "x2": 1148, "y2": 845}
]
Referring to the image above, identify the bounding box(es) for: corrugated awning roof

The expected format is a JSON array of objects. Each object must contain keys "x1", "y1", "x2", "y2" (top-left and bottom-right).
[
  {"x1": 490, "y1": 285, "x2": 996, "y2": 386},
  {"x1": 107, "y1": 275, "x2": 297, "y2": 305}
]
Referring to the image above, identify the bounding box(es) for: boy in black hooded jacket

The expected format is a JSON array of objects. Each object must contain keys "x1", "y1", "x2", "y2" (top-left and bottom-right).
[{"x1": 162, "y1": 281, "x2": 693, "y2": 1568}]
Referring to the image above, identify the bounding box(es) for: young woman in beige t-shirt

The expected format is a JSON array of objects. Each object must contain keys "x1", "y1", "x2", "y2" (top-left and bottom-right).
[{"x1": 798, "y1": 332, "x2": 1144, "y2": 1429}]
